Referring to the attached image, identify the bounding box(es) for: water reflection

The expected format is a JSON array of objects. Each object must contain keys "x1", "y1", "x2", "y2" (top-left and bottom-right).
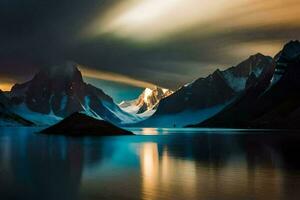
[
  {"x1": 0, "y1": 128, "x2": 85, "y2": 200},
  {"x1": 0, "y1": 128, "x2": 300, "y2": 200},
  {"x1": 140, "y1": 143, "x2": 159, "y2": 200},
  {"x1": 140, "y1": 144, "x2": 198, "y2": 200},
  {"x1": 136, "y1": 132, "x2": 300, "y2": 200},
  {"x1": 141, "y1": 128, "x2": 159, "y2": 135}
]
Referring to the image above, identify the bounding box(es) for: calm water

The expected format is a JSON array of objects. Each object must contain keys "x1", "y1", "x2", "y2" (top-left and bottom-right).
[{"x1": 1, "y1": 127, "x2": 300, "y2": 200}]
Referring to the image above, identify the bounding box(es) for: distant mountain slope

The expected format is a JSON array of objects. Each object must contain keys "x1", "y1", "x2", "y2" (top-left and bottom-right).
[
  {"x1": 132, "y1": 53, "x2": 273, "y2": 127},
  {"x1": 8, "y1": 62, "x2": 139, "y2": 125},
  {"x1": 191, "y1": 40, "x2": 300, "y2": 129},
  {"x1": 0, "y1": 90, "x2": 34, "y2": 126},
  {"x1": 119, "y1": 87, "x2": 173, "y2": 117}
]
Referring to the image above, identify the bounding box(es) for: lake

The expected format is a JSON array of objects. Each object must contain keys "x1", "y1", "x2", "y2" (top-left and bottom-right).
[{"x1": 1, "y1": 127, "x2": 300, "y2": 200}]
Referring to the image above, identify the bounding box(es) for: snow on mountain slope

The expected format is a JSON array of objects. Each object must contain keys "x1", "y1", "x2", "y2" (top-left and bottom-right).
[
  {"x1": 7, "y1": 62, "x2": 139, "y2": 125},
  {"x1": 12, "y1": 103, "x2": 62, "y2": 126},
  {"x1": 119, "y1": 87, "x2": 173, "y2": 117},
  {"x1": 194, "y1": 41, "x2": 300, "y2": 129},
  {"x1": 0, "y1": 91, "x2": 34, "y2": 126},
  {"x1": 102, "y1": 101, "x2": 141, "y2": 124},
  {"x1": 222, "y1": 53, "x2": 273, "y2": 92},
  {"x1": 133, "y1": 102, "x2": 231, "y2": 128}
]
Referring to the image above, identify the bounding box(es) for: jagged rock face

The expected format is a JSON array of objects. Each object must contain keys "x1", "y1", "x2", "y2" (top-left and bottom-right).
[
  {"x1": 272, "y1": 40, "x2": 300, "y2": 83},
  {"x1": 275, "y1": 40, "x2": 300, "y2": 63},
  {"x1": 193, "y1": 40, "x2": 300, "y2": 129},
  {"x1": 119, "y1": 87, "x2": 173, "y2": 115},
  {"x1": 153, "y1": 54, "x2": 273, "y2": 116},
  {"x1": 8, "y1": 63, "x2": 132, "y2": 124},
  {"x1": 155, "y1": 70, "x2": 236, "y2": 115},
  {"x1": 136, "y1": 87, "x2": 173, "y2": 114},
  {"x1": 221, "y1": 53, "x2": 273, "y2": 92}
]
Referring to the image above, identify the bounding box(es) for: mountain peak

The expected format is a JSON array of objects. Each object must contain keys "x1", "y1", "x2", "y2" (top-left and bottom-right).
[
  {"x1": 249, "y1": 53, "x2": 269, "y2": 60},
  {"x1": 49, "y1": 61, "x2": 78, "y2": 75},
  {"x1": 119, "y1": 86, "x2": 173, "y2": 116},
  {"x1": 285, "y1": 40, "x2": 300, "y2": 47},
  {"x1": 8, "y1": 62, "x2": 138, "y2": 125},
  {"x1": 250, "y1": 52, "x2": 263, "y2": 57},
  {"x1": 44, "y1": 61, "x2": 81, "y2": 79},
  {"x1": 143, "y1": 88, "x2": 154, "y2": 103},
  {"x1": 275, "y1": 40, "x2": 300, "y2": 63}
]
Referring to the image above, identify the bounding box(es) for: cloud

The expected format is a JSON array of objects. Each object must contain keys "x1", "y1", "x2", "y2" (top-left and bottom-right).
[
  {"x1": 79, "y1": 66, "x2": 157, "y2": 89},
  {"x1": 1, "y1": 0, "x2": 300, "y2": 92},
  {"x1": 86, "y1": 0, "x2": 300, "y2": 42},
  {"x1": 85, "y1": 0, "x2": 235, "y2": 41}
]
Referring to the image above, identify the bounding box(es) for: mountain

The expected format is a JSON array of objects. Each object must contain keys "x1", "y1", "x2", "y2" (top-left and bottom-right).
[
  {"x1": 133, "y1": 53, "x2": 273, "y2": 127},
  {"x1": 0, "y1": 90, "x2": 34, "y2": 126},
  {"x1": 119, "y1": 87, "x2": 173, "y2": 117},
  {"x1": 40, "y1": 112, "x2": 133, "y2": 136},
  {"x1": 190, "y1": 40, "x2": 300, "y2": 129},
  {"x1": 7, "y1": 62, "x2": 139, "y2": 125}
]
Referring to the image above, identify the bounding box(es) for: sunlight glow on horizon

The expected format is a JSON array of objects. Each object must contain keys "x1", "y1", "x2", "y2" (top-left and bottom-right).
[{"x1": 0, "y1": 82, "x2": 14, "y2": 92}]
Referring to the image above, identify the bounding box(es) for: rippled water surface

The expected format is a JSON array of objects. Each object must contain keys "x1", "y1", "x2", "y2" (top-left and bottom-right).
[{"x1": 1, "y1": 127, "x2": 300, "y2": 200}]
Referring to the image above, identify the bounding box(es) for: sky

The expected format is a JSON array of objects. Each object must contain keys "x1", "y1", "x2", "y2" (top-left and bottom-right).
[{"x1": 0, "y1": 0, "x2": 300, "y2": 101}]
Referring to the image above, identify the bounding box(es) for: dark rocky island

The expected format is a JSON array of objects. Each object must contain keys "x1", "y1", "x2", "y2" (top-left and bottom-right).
[{"x1": 40, "y1": 112, "x2": 133, "y2": 136}]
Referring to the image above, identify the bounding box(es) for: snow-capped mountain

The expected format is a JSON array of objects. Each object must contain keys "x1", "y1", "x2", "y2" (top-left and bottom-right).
[
  {"x1": 191, "y1": 40, "x2": 300, "y2": 129},
  {"x1": 133, "y1": 53, "x2": 274, "y2": 127},
  {"x1": 222, "y1": 53, "x2": 273, "y2": 91},
  {"x1": 119, "y1": 87, "x2": 173, "y2": 117},
  {"x1": 7, "y1": 62, "x2": 139, "y2": 125}
]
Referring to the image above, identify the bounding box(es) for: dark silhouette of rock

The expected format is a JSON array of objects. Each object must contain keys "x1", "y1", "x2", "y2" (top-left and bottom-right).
[{"x1": 40, "y1": 112, "x2": 133, "y2": 136}]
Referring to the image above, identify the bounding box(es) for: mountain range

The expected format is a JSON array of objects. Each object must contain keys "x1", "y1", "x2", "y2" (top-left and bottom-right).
[
  {"x1": 132, "y1": 53, "x2": 274, "y2": 127},
  {"x1": 1, "y1": 40, "x2": 300, "y2": 129},
  {"x1": 189, "y1": 40, "x2": 300, "y2": 129}
]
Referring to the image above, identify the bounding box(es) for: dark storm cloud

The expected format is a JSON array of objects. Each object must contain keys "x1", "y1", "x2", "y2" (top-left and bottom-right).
[
  {"x1": 0, "y1": 0, "x2": 300, "y2": 90},
  {"x1": 0, "y1": 0, "x2": 118, "y2": 78}
]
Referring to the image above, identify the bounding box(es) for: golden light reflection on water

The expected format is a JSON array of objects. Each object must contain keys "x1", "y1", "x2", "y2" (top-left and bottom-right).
[
  {"x1": 139, "y1": 143, "x2": 286, "y2": 200},
  {"x1": 141, "y1": 128, "x2": 159, "y2": 135},
  {"x1": 140, "y1": 143, "x2": 159, "y2": 200},
  {"x1": 140, "y1": 143, "x2": 198, "y2": 200}
]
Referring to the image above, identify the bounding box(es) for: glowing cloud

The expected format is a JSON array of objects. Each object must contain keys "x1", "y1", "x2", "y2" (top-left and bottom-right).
[
  {"x1": 86, "y1": 0, "x2": 300, "y2": 42},
  {"x1": 87, "y1": 0, "x2": 230, "y2": 41},
  {"x1": 79, "y1": 66, "x2": 157, "y2": 89}
]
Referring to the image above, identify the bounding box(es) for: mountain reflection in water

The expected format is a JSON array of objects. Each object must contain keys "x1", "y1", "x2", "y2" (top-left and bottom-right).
[{"x1": 0, "y1": 127, "x2": 300, "y2": 200}]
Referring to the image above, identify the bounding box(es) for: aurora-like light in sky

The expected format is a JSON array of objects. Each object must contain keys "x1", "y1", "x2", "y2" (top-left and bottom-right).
[{"x1": 88, "y1": 0, "x2": 300, "y2": 43}]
